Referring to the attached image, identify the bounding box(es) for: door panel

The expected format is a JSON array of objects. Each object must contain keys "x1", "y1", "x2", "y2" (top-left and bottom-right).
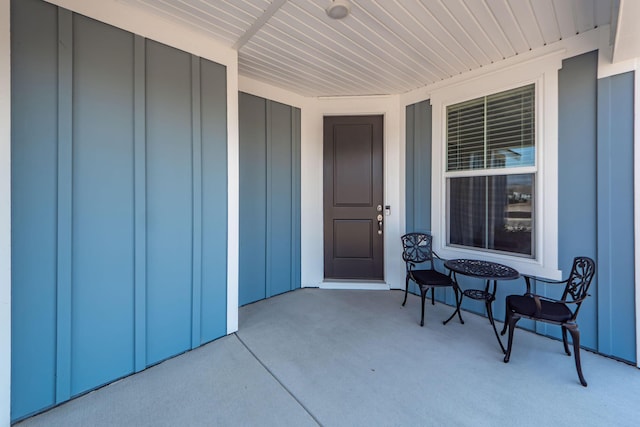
[
  {"x1": 334, "y1": 220, "x2": 373, "y2": 258},
  {"x1": 334, "y1": 125, "x2": 374, "y2": 206},
  {"x1": 324, "y1": 115, "x2": 384, "y2": 280}
]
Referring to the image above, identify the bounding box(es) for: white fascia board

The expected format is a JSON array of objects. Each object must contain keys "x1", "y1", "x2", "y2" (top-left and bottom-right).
[
  {"x1": 598, "y1": 24, "x2": 639, "y2": 79},
  {"x1": 44, "y1": 0, "x2": 236, "y2": 67},
  {"x1": 239, "y1": 75, "x2": 310, "y2": 110},
  {"x1": 612, "y1": 0, "x2": 640, "y2": 63},
  {"x1": 226, "y1": 58, "x2": 239, "y2": 334},
  {"x1": 400, "y1": 26, "x2": 605, "y2": 108}
]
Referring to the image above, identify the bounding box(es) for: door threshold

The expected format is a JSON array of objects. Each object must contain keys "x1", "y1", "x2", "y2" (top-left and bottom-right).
[{"x1": 320, "y1": 280, "x2": 389, "y2": 291}]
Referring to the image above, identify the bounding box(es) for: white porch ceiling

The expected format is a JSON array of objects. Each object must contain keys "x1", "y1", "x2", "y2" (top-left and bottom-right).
[{"x1": 121, "y1": 0, "x2": 616, "y2": 97}]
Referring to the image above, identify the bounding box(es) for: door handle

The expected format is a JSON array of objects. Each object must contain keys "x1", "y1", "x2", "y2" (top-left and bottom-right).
[{"x1": 377, "y1": 214, "x2": 383, "y2": 235}]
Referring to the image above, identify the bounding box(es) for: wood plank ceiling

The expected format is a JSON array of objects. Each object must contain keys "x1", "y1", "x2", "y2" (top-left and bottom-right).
[{"x1": 121, "y1": 0, "x2": 614, "y2": 97}]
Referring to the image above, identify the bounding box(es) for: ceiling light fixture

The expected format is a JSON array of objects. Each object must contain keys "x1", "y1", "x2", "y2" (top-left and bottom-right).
[{"x1": 326, "y1": 0, "x2": 351, "y2": 20}]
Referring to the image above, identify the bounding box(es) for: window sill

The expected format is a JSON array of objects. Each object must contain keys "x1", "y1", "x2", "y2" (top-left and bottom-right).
[{"x1": 437, "y1": 245, "x2": 562, "y2": 280}]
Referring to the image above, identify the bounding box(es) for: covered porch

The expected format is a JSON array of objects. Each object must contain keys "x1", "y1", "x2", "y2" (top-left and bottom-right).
[{"x1": 3, "y1": 0, "x2": 640, "y2": 424}]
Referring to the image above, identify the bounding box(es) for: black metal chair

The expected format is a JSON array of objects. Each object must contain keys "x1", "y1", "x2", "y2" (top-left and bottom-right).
[
  {"x1": 401, "y1": 232, "x2": 462, "y2": 326},
  {"x1": 501, "y1": 256, "x2": 596, "y2": 386}
]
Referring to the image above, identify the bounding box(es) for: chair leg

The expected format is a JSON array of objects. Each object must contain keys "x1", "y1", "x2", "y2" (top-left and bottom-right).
[
  {"x1": 500, "y1": 313, "x2": 509, "y2": 336},
  {"x1": 501, "y1": 299, "x2": 511, "y2": 336},
  {"x1": 402, "y1": 275, "x2": 409, "y2": 307},
  {"x1": 561, "y1": 326, "x2": 571, "y2": 356},
  {"x1": 420, "y1": 288, "x2": 427, "y2": 327},
  {"x1": 503, "y1": 315, "x2": 520, "y2": 363},
  {"x1": 567, "y1": 324, "x2": 587, "y2": 387},
  {"x1": 431, "y1": 288, "x2": 435, "y2": 305}
]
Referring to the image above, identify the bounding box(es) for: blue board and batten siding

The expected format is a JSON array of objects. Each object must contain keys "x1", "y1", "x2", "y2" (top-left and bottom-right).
[
  {"x1": 405, "y1": 101, "x2": 432, "y2": 234},
  {"x1": 556, "y1": 52, "x2": 599, "y2": 348},
  {"x1": 70, "y1": 12, "x2": 136, "y2": 396},
  {"x1": 550, "y1": 52, "x2": 634, "y2": 362},
  {"x1": 10, "y1": 0, "x2": 58, "y2": 416},
  {"x1": 596, "y1": 71, "x2": 636, "y2": 362},
  {"x1": 405, "y1": 51, "x2": 636, "y2": 364},
  {"x1": 238, "y1": 93, "x2": 301, "y2": 306},
  {"x1": 405, "y1": 101, "x2": 434, "y2": 298},
  {"x1": 11, "y1": 0, "x2": 228, "y2": 421}
]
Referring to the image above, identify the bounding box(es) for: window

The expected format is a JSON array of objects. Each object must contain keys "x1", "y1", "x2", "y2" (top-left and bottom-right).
[
  {"x1": 446, "y1": 84, "x2": 535, "y2": 257},
  {"x1": 429, "y1": 53, "x2": 562, "y2": 278}
]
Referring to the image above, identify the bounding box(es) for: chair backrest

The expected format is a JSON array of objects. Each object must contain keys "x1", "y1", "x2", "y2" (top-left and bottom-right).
[
  {"x1": 401, "y1": 233, "x2": 434, "y2": 270},
  {"x1": 562, "y1": 256, "x2": 596, "y2": 316}
]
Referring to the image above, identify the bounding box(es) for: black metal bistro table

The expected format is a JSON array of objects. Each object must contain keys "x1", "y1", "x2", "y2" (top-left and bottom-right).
[{"x1": 444, "y1": 259, "x2": 520, "y2": 353}]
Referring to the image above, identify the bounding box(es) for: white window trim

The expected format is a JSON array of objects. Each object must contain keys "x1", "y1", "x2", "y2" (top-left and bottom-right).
[{"x1": 431, "y1": 52, "x2": 564, "y2": 279}]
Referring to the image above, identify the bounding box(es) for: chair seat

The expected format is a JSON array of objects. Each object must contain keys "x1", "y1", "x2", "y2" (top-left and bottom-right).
[
  {"x1": 506, "y1": 295, "x2": 573, "y2": 323},
  {"x1": 502, "y1": 257, "x2": 595, "y2": 386},
  {"x1": 410, "y1": 269, "x2": 454, "y2": 288}
]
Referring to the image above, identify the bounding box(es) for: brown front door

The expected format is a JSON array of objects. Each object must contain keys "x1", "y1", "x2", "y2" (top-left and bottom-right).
[{"x1": 323, "y1": 115, "x2": 384, "y2": 280}]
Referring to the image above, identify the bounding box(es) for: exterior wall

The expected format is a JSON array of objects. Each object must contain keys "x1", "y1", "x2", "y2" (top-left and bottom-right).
[
  {"x1": 405, "y1": 101, "x2": 432, "y2": 234},
  {"x1": 238, "y1": 80, "x2": 419, "y2": 296},
  {"x1": 556, "y1": 51, "x2": 599, "y2": 348},
  {"x1": 1, "y1": 4, "x2": 638, "y2": 426},
  {"x1": 305, "y1": 96, "x2": 405, "y2": 291},
  {"x1": 404, "y1": 49, "x2": 637, "y2": 364},
  {"x1": 10, "y1": 0, "x2": 230, "y2": 421},
  {"x1": 596, "y1": 71, "x2": 636, "y2": 362},
  {"x1": 405, "y1": 100, "x2": 435, "y2": 298},
  {"x1": 43, "y1": 0, "x2": 241, "y2": 337},
  {"x1": 238, "y1": 92, "x2": 301, "y2": 305}
]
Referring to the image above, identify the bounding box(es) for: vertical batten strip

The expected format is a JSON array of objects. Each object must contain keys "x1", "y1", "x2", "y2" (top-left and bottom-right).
[
  {"x1": 265, "y1": 101, "x2": 272, "y2": 298},
  {"x1": 133, "y1": 35, "x2": 147, "y2": 372},
  {"x1": 596, "y1": 77, "x2": 613, "y2": 356},
  {"x1": 191, "y1": 56, "x2": 203, "y2": 348},
  {"x1": 55, "y1": 8, "x2": 73, "y2": 403},
  {"x1": 405, "y1": 104, "x2": 415, "y2": 232},
  {"x1": 635, "y1": 68, "x2": 640, "y2": 368},
  {"x1": 411, "y1": 104, "x2": 421, "y2": 297},
  {"x1": 292, "y1": 107, "x2": 301, "y2": 290},
  {"x1": 0, "y1": 0, "x2": 9, "y2": 422},
  {"x1": 289, "y1": 106, "x2": 295, "y2": 291},
  {"x1": 413, "y1": 104, "x2": 422, "y2": 230}
]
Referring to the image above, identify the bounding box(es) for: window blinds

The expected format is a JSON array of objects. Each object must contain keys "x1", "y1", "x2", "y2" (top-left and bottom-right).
[{"x1": 447, "y1": 84, "x2": 535, "y2": 171}]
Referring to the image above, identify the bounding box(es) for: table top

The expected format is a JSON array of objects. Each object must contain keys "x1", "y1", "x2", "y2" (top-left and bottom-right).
[{"x1": 444, "y1": 259, "x2": 519, "y2": 281}]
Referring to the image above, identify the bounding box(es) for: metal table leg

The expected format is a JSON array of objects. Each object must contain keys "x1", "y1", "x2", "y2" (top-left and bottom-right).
[{"x1": 443, "y1": 284, "x2": 464, "y2": 325}]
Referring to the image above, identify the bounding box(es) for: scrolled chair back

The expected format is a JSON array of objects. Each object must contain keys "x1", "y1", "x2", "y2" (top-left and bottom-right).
[
  {"x1": 401, "y1": 232, "x2": 433, "y2": 265},
  {"x1": 563, "y1": 256, "x2": 596, "y2": 306}
]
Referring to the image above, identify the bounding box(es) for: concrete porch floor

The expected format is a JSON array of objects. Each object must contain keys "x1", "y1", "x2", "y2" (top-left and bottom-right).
[{"x1": 16, "y1": 288, "x2": 640, "y2": 426}]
